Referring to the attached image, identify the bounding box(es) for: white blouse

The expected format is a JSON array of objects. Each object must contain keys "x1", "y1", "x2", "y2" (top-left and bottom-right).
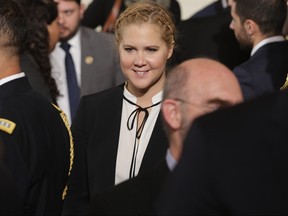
[{"x1": 115, "y1": 86, "x2": 162, "y2": 185}]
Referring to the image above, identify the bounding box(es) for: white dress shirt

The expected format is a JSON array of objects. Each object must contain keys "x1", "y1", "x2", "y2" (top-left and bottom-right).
[
  {"x1": 50, "y1": 30, "x2": 82, "y2": 124},
  {"x1": 166, "y1": 149, "x2": 177, "y2": 171},
  {"x1": 251, "y1": 35, "x2": 285, "y2": 56},
  {"x1": 115, "y1": 86, "x2": 162, "y2": 185}
]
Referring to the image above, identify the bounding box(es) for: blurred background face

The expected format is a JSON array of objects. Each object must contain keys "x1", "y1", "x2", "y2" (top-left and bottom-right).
[
  {"x1": 56, "y1": 0, "x2": 84, "y2": 41},
  {"x1": 48, "y1": 16, "x2": 60, "y2": 52},
  {"x1": 229, "y1": 1, "x2": 252, "y2": 49},
  {"x1": 118, "y1": 23, "x2": 173, "y2": 95}
]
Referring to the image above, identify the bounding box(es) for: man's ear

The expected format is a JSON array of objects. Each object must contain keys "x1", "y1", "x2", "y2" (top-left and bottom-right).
[
  {"x1": 161, "y1": 99, "x2": 182, "y2": 130},
  {"x1": 244, "y1": 19, "x2": 257, "y2": 36}
]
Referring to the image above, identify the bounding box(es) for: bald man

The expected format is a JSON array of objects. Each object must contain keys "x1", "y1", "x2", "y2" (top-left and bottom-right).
[
  {"x1": 86, "y1": 58, "x2": 243, "y2": 215},
  {"x1": 156, "y1": 73, "x2": 288, "y2": 215}
]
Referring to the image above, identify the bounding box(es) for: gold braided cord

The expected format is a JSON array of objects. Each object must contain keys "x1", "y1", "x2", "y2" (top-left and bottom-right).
[
  {"x1": 52, "y1": 104, "x2": 74, "y2": 200},
  {"x1": 281, "y1": 74, "x2": 288, "y2": 91}
]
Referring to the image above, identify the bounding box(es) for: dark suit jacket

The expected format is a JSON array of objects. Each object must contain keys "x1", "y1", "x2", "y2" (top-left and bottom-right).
[
  {"x1": 63, "y1": 84, "x2": 169, "y2": 215},
  {"x1": 233, "y1": 40, "x2": 288, "y2": 101},
  {"x1": 0, "y1": 77, "x2": 71, "y2": 215},
  {"x1": 156, "y1": 90, "x2": 288, "y2": 215},
  {"x1": 173, "y1": 8, "x2": 250, "y2": 70},
  {"x1": 86, "y1": 159, "x2": 170, "y2": 215},
  {"x1": 79, "y1": 26, "x2": 125, "y2": 96}
]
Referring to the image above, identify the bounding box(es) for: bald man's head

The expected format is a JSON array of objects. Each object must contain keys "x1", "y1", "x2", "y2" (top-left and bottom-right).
[
  {"x1": 180, "y1": 58, "x2": 243, "y2": 107},
  {"x1": 164, "y1": 58, "x2": 243, "y2": 108},
  {"x1": 162, "y1": 58, "x2": 243, "y2": 160}
]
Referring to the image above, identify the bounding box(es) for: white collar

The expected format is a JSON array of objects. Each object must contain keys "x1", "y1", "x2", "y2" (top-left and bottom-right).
[
  {"x1": 0, "y1": 72, "x2": 25, "y2": 86},
  {"x1": 56, "y1": 29, "x2": 81, "y2": 50},
  {"x1": 67, "y1": 29, "x2": 81, "y2": 49},
  {"x1": 123, "y1": 84, "x2": 163, "y2": 104},
  {"x1": 251, "y1": 35, "x2": 285, "y2": 56},
  {"x1": 222, "y1": 0, "x2": 228, "y2": 8}
]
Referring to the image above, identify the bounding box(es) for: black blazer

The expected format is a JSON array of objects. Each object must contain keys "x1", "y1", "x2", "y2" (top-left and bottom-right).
[
  {"x1": 0, "y1": 77, "x2": 70, "y2": 215},
  {"x1": 156, "y1": 90, "x2": 288, "y2": 215},
  {"x1": 233, "y1": 40, "x2": 288, "y2": 101},
  {"x1": 86, "y1": 159, "x2": 170, "y2": 215},
  {"x1": 63, "y1": 84, "x2": 169, "y2": 215}
]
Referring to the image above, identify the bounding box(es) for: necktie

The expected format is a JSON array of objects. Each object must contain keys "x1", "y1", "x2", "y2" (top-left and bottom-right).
[{"x1": 60, "y1": 42, "x2": 80, "y2": 121}]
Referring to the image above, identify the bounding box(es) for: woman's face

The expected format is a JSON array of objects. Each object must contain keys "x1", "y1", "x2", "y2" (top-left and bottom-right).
[
  {"x1": 47, "y1": 16, "x2": 60, "y2": 52},
  {"x1": 118, "y1": 23, "x2": 173, "y2": 95}
]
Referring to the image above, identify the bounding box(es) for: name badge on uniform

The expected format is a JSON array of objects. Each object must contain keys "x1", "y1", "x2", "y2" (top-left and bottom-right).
[{"x1": 0, "y1": 118, "x2": 16, "y2": 134}]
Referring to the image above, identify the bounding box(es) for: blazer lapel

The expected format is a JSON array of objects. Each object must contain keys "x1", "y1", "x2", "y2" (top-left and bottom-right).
[{"x1": 87, "y1": 85, "x2": 124, "y2": 194}]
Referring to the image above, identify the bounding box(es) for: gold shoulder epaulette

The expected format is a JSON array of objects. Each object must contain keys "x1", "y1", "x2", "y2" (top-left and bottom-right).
[{"x1": 0, "y1": 118, "x2": 16, "y2": 134}]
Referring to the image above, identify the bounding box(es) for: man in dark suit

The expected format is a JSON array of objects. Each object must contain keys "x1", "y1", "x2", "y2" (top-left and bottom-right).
[
  {"x1": 85, "y1": 58, "x2": 243, "y2": 215},
  {"x1": 50, "y1": 0, "x2": 125, "y2": 123},
  {"x1": 156, "y1": 89, "x2": 288, "y2": 215},
  {"x1": 0, "y1": 1, "x2": 72, "y2": 215},
  {"x1": 230, "y1": 0, "x2": 288, "y2": 101},
  {"x1": 173, "y1": 0, "x2": 250, "y2": 70}
]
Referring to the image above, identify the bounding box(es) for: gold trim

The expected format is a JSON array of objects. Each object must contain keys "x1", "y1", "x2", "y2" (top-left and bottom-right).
[
  {"x1": 281, "y1": 74, "x2": 288, "y2": 91},
  {"x1": 52, "y1": 104, "x2": 74, "y2": 200}
]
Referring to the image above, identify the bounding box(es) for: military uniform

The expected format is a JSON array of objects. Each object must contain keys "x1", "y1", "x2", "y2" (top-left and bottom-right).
[{"x1": 0, "y1": 76, "x2": 73, "y2": 215}]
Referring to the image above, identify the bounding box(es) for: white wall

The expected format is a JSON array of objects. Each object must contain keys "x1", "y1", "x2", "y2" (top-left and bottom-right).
[
  {"x1": 82, "y1": 0, "x2": 92, "y2": 8},
  {"x1": 177, "y1": 0, "x2": 216, "y2": 20},
  {"x1": 82, "y1": 0, "x2": 217, "y2": 20}
]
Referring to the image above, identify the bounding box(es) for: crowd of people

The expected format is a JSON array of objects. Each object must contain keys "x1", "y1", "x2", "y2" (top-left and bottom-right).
[{"x1": 0, "y1": 0, "x2": 288, "y2": 215}]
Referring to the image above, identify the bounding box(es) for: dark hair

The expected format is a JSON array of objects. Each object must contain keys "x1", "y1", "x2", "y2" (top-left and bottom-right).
[
  {"x1": 16, "y1": 0, "x2": 60, "y2": 102},
  {"x1": 234, "y1": 0, "x2": 287, "y2": 35},
  {"x1": 0, "y1": 0, "x2": 28, "y2": 56}
]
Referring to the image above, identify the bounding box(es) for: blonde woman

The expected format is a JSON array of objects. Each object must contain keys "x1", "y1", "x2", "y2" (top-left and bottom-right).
[{"x1": 63, "y1": 1, "x2": 176, "y2": 215}]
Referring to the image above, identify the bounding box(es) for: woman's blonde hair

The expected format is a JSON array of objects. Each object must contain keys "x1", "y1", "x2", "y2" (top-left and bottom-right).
[{"x1": 114, "y1": 0, "x2": 176, "y2": 49}]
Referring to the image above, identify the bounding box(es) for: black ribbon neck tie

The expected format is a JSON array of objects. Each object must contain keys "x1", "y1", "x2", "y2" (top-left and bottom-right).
[{"x1": 123, "y1": 95, "x2": 161, "y2": 179}]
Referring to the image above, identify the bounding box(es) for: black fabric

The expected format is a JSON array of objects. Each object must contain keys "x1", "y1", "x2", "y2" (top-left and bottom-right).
[
  {"x1": 87, "y1": 159, "x2": 170, "y2": 215},
  {"x1": 233, "y1": 41, "x2": 288, "y2": 101}
]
